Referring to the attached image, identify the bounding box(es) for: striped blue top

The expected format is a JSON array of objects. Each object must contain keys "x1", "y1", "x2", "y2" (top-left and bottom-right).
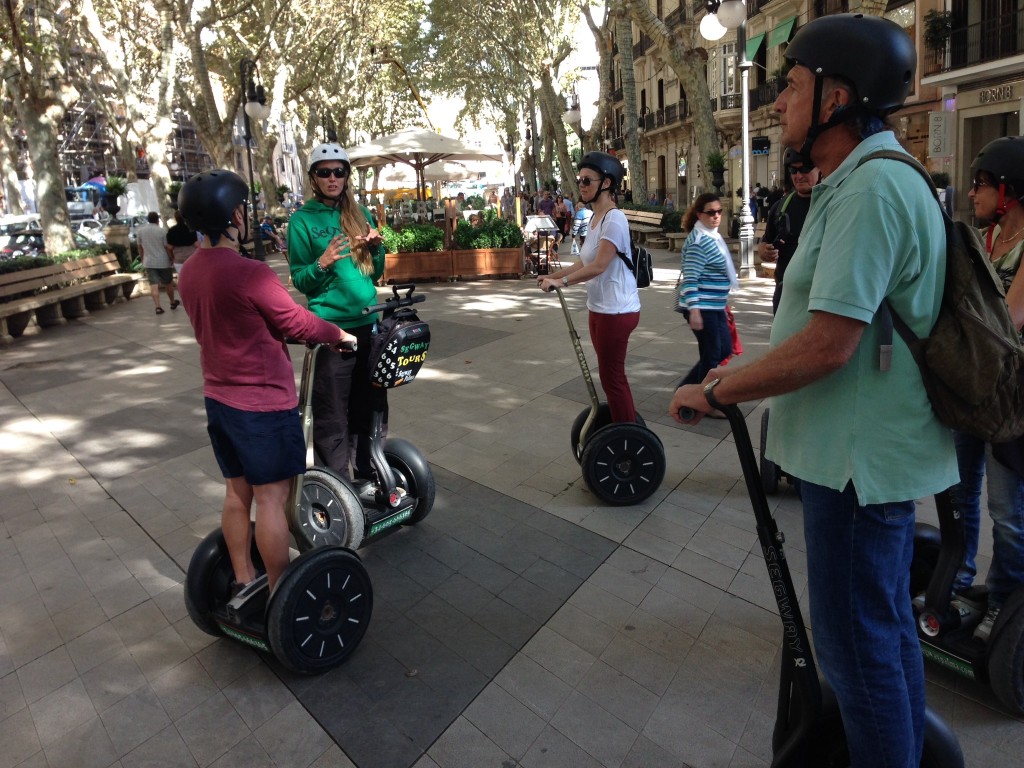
[{"x1": 680, "y1": 225, "x2": 731, "y2": 310}]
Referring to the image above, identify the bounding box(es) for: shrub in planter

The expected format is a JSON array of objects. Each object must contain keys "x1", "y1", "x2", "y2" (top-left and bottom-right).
[
  {"x1": 0, "y1": 255, "x2": 54, "y2": 276},
  {"x1": 453, "y1": 211, "x2": 524, "y2": 249},
  {"x1": 380, "y1": 223, "x2": 445, "y2": 253}
]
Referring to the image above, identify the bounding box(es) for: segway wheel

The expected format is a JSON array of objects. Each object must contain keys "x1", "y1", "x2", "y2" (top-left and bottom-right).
[
  {"x1": 184, "y1": 525, "x2": 264, "y2": 637},
  {"x1": 384, "y1": 438, "x2": 435, "y2": 525},
  {"x1": 570, "y1": 404, "x2": 646, "y2": 463},
  {"x1": 580, "y1": 424, "x2": 665, "y2": 506},
  {"x1": 267, "y1": 547, "x2": 373, "y2": 674},
  {"x1": 294, "y1": 467, "x2": 364, "y2": 552},
  {"x1": 759, "y1": 410, "x2": 780, "y2": 495},
  {"x1": 987, "y1": 586, "x2": 1024, "y2": 716}
]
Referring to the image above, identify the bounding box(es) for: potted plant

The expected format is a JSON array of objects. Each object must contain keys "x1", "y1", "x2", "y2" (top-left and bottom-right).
[
  {"x1": 924, "y1": 10, "x2": 952, "y2": 51},
  {"x1": 167, "y1": 181, "x2": 182, "y2": 208},
  {"x1": 380, "y1": 223, "x2": 452, "y2": 283},
  {"x1": 451, "y1": 211, "x2": 525, "y2": 279},
  {"x1": 104, "y1": 176, "x2": 127, "y2": 215},
  {"x1": 706, "y1": 151, "x2": 727, "y2": 193}
]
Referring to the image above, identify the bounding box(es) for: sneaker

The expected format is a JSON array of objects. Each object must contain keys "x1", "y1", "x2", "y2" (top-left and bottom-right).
[{"x1": 974, "y1": 604, "x2": 1001, "y2": 642}]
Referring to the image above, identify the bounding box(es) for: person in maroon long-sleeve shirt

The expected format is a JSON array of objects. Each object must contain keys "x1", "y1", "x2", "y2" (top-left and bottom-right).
[{"x1": 177, "y1": 170, "x2": 356, "y2": 592}]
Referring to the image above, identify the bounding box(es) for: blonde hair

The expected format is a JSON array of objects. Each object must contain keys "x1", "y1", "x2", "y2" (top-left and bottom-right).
[{"x1": 336, "y1": 180, "x2": 374, "y2": 276}]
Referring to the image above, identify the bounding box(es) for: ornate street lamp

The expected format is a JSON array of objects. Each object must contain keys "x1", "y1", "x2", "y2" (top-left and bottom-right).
[
  {"x1": 703, "y1": 0, "x2": 756, "y2": 278},
  {"x1": 239, "y1": 58, "x2": 271, "y2": 260}
]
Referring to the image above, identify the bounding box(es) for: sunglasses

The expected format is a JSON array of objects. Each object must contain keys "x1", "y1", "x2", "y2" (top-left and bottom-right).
[
  {"x1": 314, "y1": 167, "x2": 350, "y2": 179},
  {"x1": 787, "y1": 165, "x2": 813, "y2": 176},
  {"x1": 576, "y1": 177, "x2": 599, "y2": 187},
  {"x1": 702, "y1": 208, "x2": 723, "y2": 216},
  {"x1": 971, "y1": 179, "x2": 992, "y2": 192}
]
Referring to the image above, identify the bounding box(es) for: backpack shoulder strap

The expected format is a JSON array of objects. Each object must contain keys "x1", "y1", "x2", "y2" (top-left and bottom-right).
[
  {"x1": 855, "y1": 150, "x2": 942, "y2": 207},
  {"x1": 854, "y1": 150, "x2": 946, "y2": 371}
]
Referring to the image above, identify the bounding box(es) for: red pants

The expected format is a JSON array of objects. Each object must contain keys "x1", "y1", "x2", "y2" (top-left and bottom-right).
[{"x1": 588, "y1": 310, "x2": 639, "y2": 423}]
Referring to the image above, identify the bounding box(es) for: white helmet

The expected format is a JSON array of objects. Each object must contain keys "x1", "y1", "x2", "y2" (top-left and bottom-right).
[{"x1": 308, "y1": 143, "x2": 350, "y2": 172}]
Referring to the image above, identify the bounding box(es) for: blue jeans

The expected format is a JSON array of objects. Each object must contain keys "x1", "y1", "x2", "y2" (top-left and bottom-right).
[
  {"x1": 951, "y1": 431, "x2": 983, "y2": 592},
  {"x1": 801, "y1": 481, "x2": 924, "y2": 768},
  {"x1": 986, "y1": 445, "x2": 1024, "y2": 607},
  {"x1": 952, "y1": 431, "x2": 1024, "y2": 606},
  {"x1": 680, "y1": 308, "x2": 731, "y2": 386}
]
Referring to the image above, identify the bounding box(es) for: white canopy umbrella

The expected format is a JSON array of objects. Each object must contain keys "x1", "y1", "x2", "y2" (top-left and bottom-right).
[{"x1": 348, "y1": 128, "x2": 503, "y2": 200}]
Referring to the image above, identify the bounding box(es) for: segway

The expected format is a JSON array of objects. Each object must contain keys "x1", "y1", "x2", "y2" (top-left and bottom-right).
[
  {"x1": 554, "y1": 287, "x2": 665, "y2": 505},
  {"x1": 288, "y1": 284, "x2": 434, "y2": 551},
  {"x1": 185, "y1": 340, "x2": 373, "y2": 675},
  {"x1": 679, "y1": 404, "x2": 964, "y2": 766},
  {"x1": 910, "y1": 490, "x2": 1024, "y2": 715}
]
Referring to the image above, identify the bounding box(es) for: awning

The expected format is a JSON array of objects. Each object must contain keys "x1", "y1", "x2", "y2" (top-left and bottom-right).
[
  {"x1": 768, "y1": 17, "x2": 796, "y2": 48},
  {"x1": 745, "y1": 33, "x2": 766, "y2": 62}
]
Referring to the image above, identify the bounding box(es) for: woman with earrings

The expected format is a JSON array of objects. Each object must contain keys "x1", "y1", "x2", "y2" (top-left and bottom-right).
[
  {"x1": 288, "y1": 143, "x2": 386, "y2": 484},
  {"x1": 676, "y1": 193, "x2": 738, "y2": 411},
  {"x1": 538, "y1": 152, "x2": 640, "y2": 424},
  {"x1": 950, "y1": 136, "x2": 1024, "y2": 643}
]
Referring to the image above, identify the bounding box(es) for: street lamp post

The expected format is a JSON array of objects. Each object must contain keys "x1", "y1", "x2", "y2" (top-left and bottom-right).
[
  {"x1": 705, "y1": 1, "x2": 757, "y2": 278},
  {"x1": 239, "y1": 58, "x2": 271, "y2": 260}
]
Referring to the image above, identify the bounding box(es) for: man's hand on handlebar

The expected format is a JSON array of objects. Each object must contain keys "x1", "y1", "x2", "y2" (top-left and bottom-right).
[{"x1": 331, "y1": 329, "x2": 359, "y2": 353}]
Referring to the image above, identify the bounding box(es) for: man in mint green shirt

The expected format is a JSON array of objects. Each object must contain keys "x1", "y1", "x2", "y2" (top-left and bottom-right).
[{"x1": 669, "y1": 15, "x2": 957, "y2": 768}]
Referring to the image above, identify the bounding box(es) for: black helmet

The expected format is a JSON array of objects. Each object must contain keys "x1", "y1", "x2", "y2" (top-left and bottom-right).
[
  {"x1": 785, "y1": 14, "x2": 916, "y2": 115},
  {"x1": 783, "y1": 147, "x2": 810, "y2": 171},
  {"x1": 970, "y1": 137, "x2": 1024, "y2": 190},
  {"x1": 580, "y1": 151, "x2": 625, "y2": 190},
  {"x1": 177, "y1": 170, "x2": 249, "y2": 233}
]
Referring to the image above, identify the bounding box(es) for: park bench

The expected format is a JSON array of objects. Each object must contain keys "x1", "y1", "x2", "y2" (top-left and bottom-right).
[
  {"x1": 623, "y1": 209, "x2": 668, "y2": 248},
  {"x1": 666, "y1": 231, "x2": 687, "y2": 252},
  {"x1": 0, "y1": 252, "x2": 138, "y2": 344}
]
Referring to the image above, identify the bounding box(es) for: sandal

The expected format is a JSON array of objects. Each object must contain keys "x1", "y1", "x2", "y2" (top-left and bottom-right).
[
  {"x1": 155, "y1": 307, "x2": 165, "y2": 314},
  {"x1": 170, "y1": 300, "x2": 180, "y2": 310}
]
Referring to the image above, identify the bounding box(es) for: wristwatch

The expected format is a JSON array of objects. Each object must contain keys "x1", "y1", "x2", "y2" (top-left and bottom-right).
[
  {"x1": 703, "y1": 378, "x2": 725, "y2": 410},
  {"x1": 561, "y1": 276, "x2": 569, "y2": 287}
]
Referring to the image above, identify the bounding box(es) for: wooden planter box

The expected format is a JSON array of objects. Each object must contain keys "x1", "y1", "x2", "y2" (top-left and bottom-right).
[
  {"x1": 451, "y1": 248, "x2": 523, "y2": 280},
  {"x1": 383, "y1": 251, "x2": 453, "y2": 283}
]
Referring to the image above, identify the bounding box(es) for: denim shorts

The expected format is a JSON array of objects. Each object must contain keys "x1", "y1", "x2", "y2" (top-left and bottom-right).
[{"x1": 205, "y1": 398, "x2": 305, "y2": 485}]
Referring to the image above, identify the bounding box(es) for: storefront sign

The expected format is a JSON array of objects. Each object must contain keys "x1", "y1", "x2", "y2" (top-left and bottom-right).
[
  {"x1": 752, "y1": 137, "x2": 770, "y2": 156},
  {"x1": 928, "y1": 112, "x2": 953, "y2": 158},
  {"x1": 979, "y1": 85, "x2": 1015, "y2": 104}
]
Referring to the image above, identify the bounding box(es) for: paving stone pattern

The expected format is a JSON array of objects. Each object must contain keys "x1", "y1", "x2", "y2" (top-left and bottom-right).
[{"x1": 1, "y1": 248, "x2": 1021, "y2": 768}]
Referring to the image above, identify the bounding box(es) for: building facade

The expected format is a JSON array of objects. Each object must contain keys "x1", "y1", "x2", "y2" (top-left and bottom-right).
[{"x1": 610, "y1": 1, "x2": 975, "y2": 223}]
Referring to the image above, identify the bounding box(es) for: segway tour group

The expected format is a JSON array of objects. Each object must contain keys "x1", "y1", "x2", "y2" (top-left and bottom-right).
[{"x1": 175, "y1": 166, "x2": 433, "y2": 675}]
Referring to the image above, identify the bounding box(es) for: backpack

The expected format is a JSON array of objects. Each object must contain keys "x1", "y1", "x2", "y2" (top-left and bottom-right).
[
  {"x1": 368, "y1": 307, "x2": 430, "y2": 389},
  {"x1": 617, "y1": 242, "x2": 653, "y2": 288},
  {"x1": 860, "y1": 150, "x2": 1024, "y2": 443}
]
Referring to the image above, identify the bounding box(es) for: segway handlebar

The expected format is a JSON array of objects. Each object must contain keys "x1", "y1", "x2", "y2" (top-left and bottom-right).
[
  {"x1": 284, "y1": 337, "x2": 357, "y2": 352},
  {"x1": 363, "y1": 283, "x2": 425, "y2": 315}
]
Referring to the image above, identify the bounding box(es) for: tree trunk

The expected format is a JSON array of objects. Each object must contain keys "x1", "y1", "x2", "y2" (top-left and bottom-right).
[
  {"x1": 1, "y1": 1, "x2": 77, "y2": 252},
  {"x1": 147, "y1": 5, "x2": 178, "y2": 222},
  {"x1": 538, "y1": 75, "x2": 577, "y2": 199},
  {"x1": 615, "y1": 14, "x2": 645, "y2": 204},
  {"x1": 581, "y1": 6, "x2": 615, "y2": 156},
  {"x1": 0, "y1": 119, "x2": 24, "y2": 215},
  {"x1": 619, "y1": 0, "x2": 719, "y2": 194}
]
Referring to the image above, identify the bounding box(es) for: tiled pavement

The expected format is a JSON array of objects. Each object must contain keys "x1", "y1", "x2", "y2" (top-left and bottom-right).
[{"x1": 1, "y1": 245, "x2": 1021, "y2": 768}]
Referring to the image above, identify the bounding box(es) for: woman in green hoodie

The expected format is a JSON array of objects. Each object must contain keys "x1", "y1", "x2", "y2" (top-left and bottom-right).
[{"x1": 288, "y1": 143, "x2": 386, "y2": 483}]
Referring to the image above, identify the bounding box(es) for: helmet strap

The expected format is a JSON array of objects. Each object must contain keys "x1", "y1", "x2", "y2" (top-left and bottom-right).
[{"x1": 795, "y1": 76, "x2": 860, "y2": 166}]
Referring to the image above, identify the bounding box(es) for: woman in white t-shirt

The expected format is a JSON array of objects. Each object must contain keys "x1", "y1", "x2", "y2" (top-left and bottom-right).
[{"x1": 539, "y1": 152, "x2": 641, "y2": 423}]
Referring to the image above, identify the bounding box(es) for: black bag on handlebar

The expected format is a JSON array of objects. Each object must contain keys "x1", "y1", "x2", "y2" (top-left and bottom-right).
[{"x1": 368, "y1": 307, "x2": 430, "y2": 388}]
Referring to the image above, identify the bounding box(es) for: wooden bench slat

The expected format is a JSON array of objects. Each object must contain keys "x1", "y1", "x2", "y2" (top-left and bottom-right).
[{"x1": 1, "y1": 252, "x2": 138, "y2": 343}]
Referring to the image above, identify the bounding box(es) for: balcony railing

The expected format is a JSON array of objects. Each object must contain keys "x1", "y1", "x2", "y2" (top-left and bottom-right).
[
  {"x1": 632, "y1": 33, "x2": 654, "y2": 60},
  {"x1": 810, "y1": 0, "x2": 848, "y2": 20},
  {"x1": 928, "y1": 10, "x2": 1024, "y2": 73}
]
